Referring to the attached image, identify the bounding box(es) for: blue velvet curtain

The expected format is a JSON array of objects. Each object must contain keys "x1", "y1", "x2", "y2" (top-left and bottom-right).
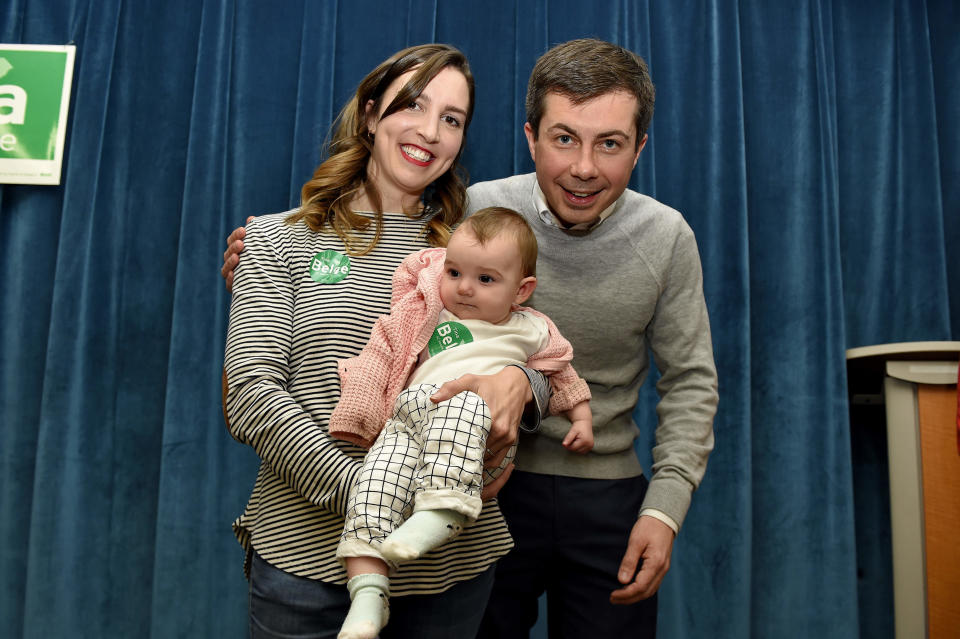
[{"x1": 1, "y1": 1, "x2": 956, "y2": 637}]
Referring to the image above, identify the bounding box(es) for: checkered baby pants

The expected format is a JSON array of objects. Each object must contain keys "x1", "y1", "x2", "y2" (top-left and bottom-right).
[{"x1": 338, "y1": 384, "x2": 514, "y2": 562}]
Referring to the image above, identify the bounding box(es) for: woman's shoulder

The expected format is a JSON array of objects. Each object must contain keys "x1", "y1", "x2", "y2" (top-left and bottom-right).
[
  {"x1": 247, "y1": 209, "x2": 302, "y2": 234},
  {"x1": 229, "y1": 212, "x2": 324, "y2": 282},
  {"x1": 244, "y1": 209, "x2": 321, "y2": 252}
]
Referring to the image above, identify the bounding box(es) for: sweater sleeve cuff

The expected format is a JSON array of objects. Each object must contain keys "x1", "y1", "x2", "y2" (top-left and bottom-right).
[
  {"x1": 510, "y1": 365, "x2": 548, "y2": 433},
  {"x1": 639, "y1": 508, "x2": 679, "y2": 534},
  {"x1": 640, "y1": 472, "x2": 695, "y2": 530}
]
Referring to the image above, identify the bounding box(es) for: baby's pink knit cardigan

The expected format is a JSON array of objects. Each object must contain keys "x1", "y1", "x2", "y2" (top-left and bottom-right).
[{"x1": 329, "y1": 247, "x2": 591, "y2": 447}]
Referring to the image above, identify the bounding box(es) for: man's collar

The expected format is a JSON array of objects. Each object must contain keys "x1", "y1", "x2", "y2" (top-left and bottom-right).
[{"x1": 533, "y1": 181, "x2": 619, "y2": 231}]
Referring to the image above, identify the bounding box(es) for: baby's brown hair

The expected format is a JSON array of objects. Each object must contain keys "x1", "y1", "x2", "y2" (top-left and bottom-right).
[{"x1": 458, "y1": 207, "x2": 538, "y2": 278}]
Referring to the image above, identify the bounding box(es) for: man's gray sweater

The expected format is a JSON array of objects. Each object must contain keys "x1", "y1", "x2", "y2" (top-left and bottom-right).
[{"x1": 467, "y1": 173, "x2": 718, "y2": 529}]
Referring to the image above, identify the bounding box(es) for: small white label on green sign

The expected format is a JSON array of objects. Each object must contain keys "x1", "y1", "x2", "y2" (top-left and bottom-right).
[
  {"x1": 0, "y1": 44, "x2": 76, "y2": 185},
  {"x1": 309, "y1": 250, "x2": 351, "y2": 283},
  {"x1": 427, "y1": 321, "x2": 474, "y2": 356}
]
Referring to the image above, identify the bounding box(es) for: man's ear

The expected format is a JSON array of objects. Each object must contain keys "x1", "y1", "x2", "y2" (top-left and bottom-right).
[
  {"x1": 632, "y1": 133, "x2": 648, "y2": 168},
  {"x1": 523, "y1": 122, "x2": 537, "y2": 162},
  {"x1": 514, "y1": 276, "x2": 537, "y2": 305}
]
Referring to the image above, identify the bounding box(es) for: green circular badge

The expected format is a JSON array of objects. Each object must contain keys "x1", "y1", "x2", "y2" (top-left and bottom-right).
[
  {"x1": 427, "y1": 321, "x2": 474, "y2": 356},
  {"x1": 309, "y1": 250, "x2": 351, "y2": 283}
]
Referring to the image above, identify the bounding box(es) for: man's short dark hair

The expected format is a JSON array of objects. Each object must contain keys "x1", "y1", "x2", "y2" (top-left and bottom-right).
[{"x1": 526, "y1": 38, "x2": 655, "y2": 148}]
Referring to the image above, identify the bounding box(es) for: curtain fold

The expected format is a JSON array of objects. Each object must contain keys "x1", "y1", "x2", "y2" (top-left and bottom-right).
[
  {"x1": 150, "y1": 2, "x2": 243, "y2": 636},
  {"x1": 739, "y1": 3, "x2": 856, "y2": 635},
  {"x1": 20, "y1": 2, "x2": 127, "y2": 637},
  {"x1": 1, "y1": 1, "x2": 956, "y2": 637},
  {"x1": 640, "y1": 6, "x2": 755, "y2": 637},
  {"x1": 929, "y1": 3, "x2": 959, "y2": 339}
]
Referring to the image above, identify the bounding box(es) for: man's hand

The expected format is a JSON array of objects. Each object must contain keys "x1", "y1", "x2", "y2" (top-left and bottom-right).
[
  {"x1": 610, "y1": 515, "x2": 675, "y2": 604},
  {"x1": 221, "y1": 216, "x2": 254, "y2": 292},
  {"x1": 430, "y1": 367, "x2": 531, "y2": 467}
]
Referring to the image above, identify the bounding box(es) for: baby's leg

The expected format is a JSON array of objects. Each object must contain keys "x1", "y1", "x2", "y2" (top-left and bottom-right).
[
  {"x1": 338, "y1": 389, "x2": 439, "y2": 637},
  {"x1": 338, "y1": 557, "x2": 390, "y2": 639},
  {"x1": 337, "y1": 430, "x2": 407, "y2": 639},
  {"x1": 381, "y1": 389, "x2": 490, "y2": 561},
  {"x1": 338, "y1": 393, "x2": 426, "y2": 560}
]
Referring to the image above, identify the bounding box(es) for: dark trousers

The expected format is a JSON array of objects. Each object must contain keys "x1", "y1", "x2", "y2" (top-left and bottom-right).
[{"x1": 478, "y1": 471, "x2": 657, "y2": 639}]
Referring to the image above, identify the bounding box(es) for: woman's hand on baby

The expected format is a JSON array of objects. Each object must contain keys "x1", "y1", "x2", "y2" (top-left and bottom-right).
[{"x1": 430, "y1": 367, "x2": 530, "y2": 465}]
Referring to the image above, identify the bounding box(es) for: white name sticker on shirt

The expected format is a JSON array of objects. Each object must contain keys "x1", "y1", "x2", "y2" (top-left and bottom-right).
[
  {"x1": 309, "y1": 250, "x2": 351, "y2": 283},
  {"x1": 427, "y1": 321, "x2": 474, "y2": 356}
]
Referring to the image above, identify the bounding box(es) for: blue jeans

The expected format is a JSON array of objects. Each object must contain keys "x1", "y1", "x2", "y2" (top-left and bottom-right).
[{"x1": 249, "y1": 551, "x2": 495, "y2": 638}]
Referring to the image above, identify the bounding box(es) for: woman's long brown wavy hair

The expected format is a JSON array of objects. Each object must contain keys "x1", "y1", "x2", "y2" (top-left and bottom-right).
[{"x1": 286, "y1": 44, "x2": 475, "y2": 254}]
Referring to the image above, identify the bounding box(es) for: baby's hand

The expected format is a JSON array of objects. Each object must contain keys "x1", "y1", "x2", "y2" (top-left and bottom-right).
[{"x1": 562, "y1": 419, "x2": 594, "y2": 454}]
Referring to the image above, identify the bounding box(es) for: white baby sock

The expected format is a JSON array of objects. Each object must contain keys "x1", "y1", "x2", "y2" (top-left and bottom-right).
[
  {"x1": 338, "y1": 573, "x2": 390, "y2": 639},
  {"x1": 380, "y1": 509, "x2": 467, "y2": 562}
]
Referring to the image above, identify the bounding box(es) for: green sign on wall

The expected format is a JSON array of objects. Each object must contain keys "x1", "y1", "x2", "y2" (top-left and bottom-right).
[{"x1": 0, "y1": 44, "x2": 76, "y2": 185}]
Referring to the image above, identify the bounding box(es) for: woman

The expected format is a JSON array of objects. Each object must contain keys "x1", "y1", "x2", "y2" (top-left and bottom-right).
[{"x1": 223, "y1": 44, "x2": 532, "y2": 638}]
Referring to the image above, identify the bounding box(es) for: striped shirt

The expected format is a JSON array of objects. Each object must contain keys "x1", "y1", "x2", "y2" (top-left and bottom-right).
[{"x1": 224, "y1": 210, "x2": 513, "y2": 594}]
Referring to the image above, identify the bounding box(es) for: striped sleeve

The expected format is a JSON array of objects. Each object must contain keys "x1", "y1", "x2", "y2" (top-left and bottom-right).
[{"x1": 224, "y1": 218, "x2": 359, "y2": 517}]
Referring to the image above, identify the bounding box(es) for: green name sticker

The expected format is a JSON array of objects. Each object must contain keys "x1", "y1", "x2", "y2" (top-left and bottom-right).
[
  {"x1": 309, "y1": 250, "x2": 351, "y2": 283},
  {"x1": 427, "y1": 321, "x2": 474, "y2": 356}
]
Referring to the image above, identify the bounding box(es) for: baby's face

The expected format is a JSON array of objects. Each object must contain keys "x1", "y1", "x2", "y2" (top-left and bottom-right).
[{"x1": 439, "y1": 228, "x2": 531, "y2": 325}]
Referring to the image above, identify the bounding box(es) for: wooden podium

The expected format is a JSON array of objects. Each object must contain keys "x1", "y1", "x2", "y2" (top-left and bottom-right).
[{"x1": 846, "y1": 342, "x2": 960, "y2": 639}]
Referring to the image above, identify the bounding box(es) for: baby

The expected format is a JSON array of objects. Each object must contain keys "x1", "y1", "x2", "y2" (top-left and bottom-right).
[{"x1": 329, "y1": 207, "x2": 593, "y2": 639}]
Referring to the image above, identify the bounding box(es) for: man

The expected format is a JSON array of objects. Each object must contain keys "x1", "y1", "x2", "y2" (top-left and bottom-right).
[{"x1": 223, "y1": 39, "x2": 717, "y2": 639}]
